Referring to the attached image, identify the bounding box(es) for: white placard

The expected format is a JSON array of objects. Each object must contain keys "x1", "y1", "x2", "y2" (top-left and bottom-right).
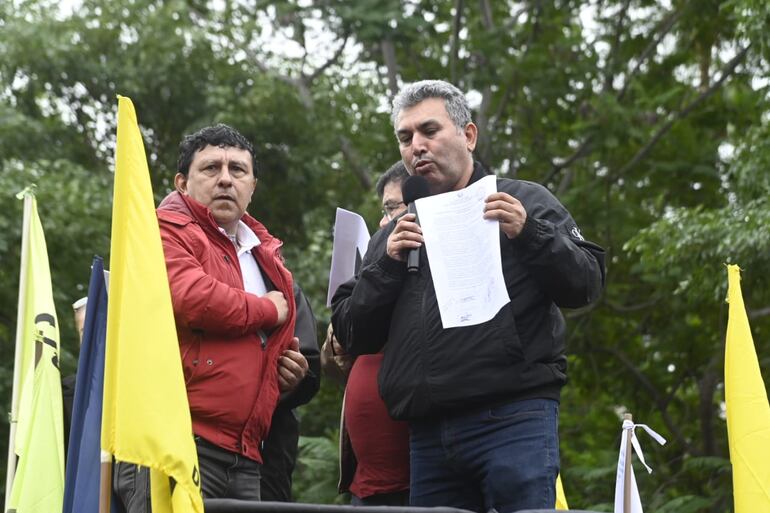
[{"x1": 327, "y1": 208, "x2": 370, "y2": 307}]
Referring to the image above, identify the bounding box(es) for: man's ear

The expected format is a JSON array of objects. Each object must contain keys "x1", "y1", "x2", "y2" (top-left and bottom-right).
[
  {"x1": 464, "y1": 122, "x2": 478, "y2": 152},
  {"x1": 174, "y1": 173, "x2": 188, "y2": 194}
]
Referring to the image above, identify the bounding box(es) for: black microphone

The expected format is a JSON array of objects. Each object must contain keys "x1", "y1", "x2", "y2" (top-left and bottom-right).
[{"x1": 401, "y1": 175, "x2": 430, "y2": 273}]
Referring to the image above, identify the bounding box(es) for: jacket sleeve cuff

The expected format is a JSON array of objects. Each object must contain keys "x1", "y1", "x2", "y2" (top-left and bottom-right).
[
  {"x1": 377, "y1": 252, "x2": 408, "y2": 277},
  {"x1": 251, "y1": 295, "x2": 279, "y2": 328},
  {"x1": 512, "y1": 215, "x2": 542, "y2": 248}
]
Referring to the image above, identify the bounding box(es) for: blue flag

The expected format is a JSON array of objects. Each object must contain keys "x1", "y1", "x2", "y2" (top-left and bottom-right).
[{"x1": 62, "y1": 256, "x2": 117, "y2": 513}]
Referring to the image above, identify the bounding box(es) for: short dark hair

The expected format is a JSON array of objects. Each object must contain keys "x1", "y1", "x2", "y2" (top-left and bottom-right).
[
  {"x1": 375, "y1": 160, "x2": 409, "y2": 198},
  {"x1": 177, "y1": 124, "x2": 258, "y2": 177}
]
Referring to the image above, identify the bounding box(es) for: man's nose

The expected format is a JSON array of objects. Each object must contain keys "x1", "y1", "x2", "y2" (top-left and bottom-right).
[
  {"x1": 412, "y1": 133, "x2": 428, "y2": 156},
  {"x1": 216, "y1": 166, "x2": 233, "y2": 185}
]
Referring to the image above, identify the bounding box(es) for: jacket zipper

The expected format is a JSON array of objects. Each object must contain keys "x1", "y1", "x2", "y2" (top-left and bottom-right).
[{"x1": 259, "y1": 241, "x2": 291, "y2": 350}]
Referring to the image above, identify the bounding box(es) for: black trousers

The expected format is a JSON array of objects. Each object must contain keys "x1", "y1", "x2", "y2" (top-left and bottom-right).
[
  {"x1": 113, "y1": 463, "x2": 150, "y2": 513},
  {"x1": 260, "y1": 406, "x2": 300, "y2": 502},
  {"x1": 114, "y1": 437, "x2": 261, "y2": 512},
  {"x1": 196, "y1": 437, "x2": 261, "y2": 500}
]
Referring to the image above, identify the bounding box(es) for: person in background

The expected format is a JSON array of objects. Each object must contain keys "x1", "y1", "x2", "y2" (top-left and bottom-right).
[
  {"x1": 72, "y1": 297, "x2": 87, "y2": 341},
  {"x1": 62, "y1": 296, "x2": 87, "y2": 450},
  {"x1": 324, "y1": 161, "x2": 411, "y2": 506},
  {"x1": 332, "y1": 80, "x2": 605, "y2": 513},
  {"x1": 260, "y1": 294, "x2": 320, "y2": 502},
  {"x1": 320, "y1": 325, "x2": 352, "y2": 385},
  {"x1": 375, "y1": 161, "x2": 410, "y2": 230}
]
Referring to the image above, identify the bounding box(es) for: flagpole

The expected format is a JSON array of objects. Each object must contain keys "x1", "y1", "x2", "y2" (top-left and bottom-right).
[
  {"x1": 99, "y1": 451, "x2": 113, "y2": 513},
  {"x1": 5, "y1": 192, "x2": 33, "y2": 509},
  {"x1": 623, "y1": 413, "x2": 633, "y2": 513}
]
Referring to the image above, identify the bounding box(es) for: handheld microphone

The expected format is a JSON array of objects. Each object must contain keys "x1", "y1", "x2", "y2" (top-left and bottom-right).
[{"x1": 401, "y1": 175, "x2": 430, "y2": 273}]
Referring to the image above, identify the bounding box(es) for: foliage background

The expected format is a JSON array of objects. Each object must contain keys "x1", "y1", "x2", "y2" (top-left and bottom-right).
[{"x1": 2, "y1": 0, "x2": 769, "y2": 511}]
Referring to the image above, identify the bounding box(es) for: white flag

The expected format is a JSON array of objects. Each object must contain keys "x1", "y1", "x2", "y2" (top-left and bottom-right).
[{"x1": 613, "y1": 418, "x2": 666, "y2": 513}]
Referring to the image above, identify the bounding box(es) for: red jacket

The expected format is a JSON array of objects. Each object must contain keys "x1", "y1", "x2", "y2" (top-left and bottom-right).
[{"x1": 157, "y1": 191, "x2": 296, "y2": 462}]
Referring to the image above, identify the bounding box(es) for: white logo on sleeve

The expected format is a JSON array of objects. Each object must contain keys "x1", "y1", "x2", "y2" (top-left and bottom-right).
[{"x1": 570, "y1": 226, "x2": 585, "y2": 241}]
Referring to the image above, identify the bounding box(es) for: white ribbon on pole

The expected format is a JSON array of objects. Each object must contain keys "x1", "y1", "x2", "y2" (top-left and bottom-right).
[{"x1": 613, "y1": 419, "x2": 667, "y2": 513}]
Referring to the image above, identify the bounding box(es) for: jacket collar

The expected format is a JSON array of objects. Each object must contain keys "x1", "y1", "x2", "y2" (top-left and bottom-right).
[
  {"x1": 466, "y1": 160, "x2": 490, "y2": 187},
  {"x1": 158, "y1": 191, "x2": 279, "y2": 250}
]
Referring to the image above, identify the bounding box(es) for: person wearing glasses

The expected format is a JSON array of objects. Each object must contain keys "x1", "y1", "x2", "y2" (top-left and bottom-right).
[
  {"x1": 377, "y1": 161, "x2": 408, "y2": 228},
  {"x1": 322, "y1": 161, "x2": 410, "y2": 506}
]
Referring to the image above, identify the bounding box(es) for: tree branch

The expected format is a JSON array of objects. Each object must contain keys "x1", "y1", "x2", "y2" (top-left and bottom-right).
[
  {"x1": 339, "y1": 135, "x2": 372, "y2": 190},
  {"x1": 479, "y1": 0, "x2": 493, "y2": 30},
  {"x1": 500, "y1": 5, "x2": 530, "y2": 33},
  {"x1": 449, "y1": 0, "x2": 464, "y2": 85},
  {"x1": 618, "y1": 6, "x2": 685, "y2": 101},
  {"x1": 697, "y1": 361, "x2": 720, "y2": 456},
  {"x1": 242, "y1": 26, "x2": 366, "y2": 183},
  {"x1": 544, "y1": 136, "x2": 594, "y2": 185},
  {"x1": 546, "y1": 4, "x2": 686, "y2": 181},
  {"x1": 613, "y1": 44, "x2": 751, "y2": 179},
  {"x1": 604, "y1": 295, "x2": 662, "y2": 313},
  {"x1": 556, "y1": 168, "x2": 573, "y2": 196},
  {"x1": 474, "y1": 0, "x2": 495, "y2": 164},
  {"x1": 306, "y1": 34, "x2": 349, "y2": 84},
  {"x1": 487, "y1": 5, "x2": 533, "y2": 157},
  {"x1": 749, "y1": 305, "x2": 770, "y2": 319},
  {"x1": 603, "y1": 0, "x2": 632, "y2": 93},
  {"x1": 380, "y1": 38, "x2": 399, "y2": 98},
  {"x1": 595, "y1": 346, "x2": 690, "y2": 451}
]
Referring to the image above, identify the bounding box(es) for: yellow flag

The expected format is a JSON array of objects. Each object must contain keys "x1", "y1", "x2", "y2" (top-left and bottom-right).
[
  {"x1": 725, "y1": 264, "x2": 770, "y2": 513},
  {"x1": 8, "y1": 190, "x2": 64, "y2": 513},
  {"x1": 555, "y1": 473, "x2": 569, "y2": 510},
  {"x1": 101, "y1": 96, "x2": 203, "y2": 513}
]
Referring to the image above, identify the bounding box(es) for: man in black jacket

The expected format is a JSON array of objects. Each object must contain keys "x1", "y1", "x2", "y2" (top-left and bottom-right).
[{"x1": 331, "y1": 80, "x2": 605, "y2": 513}]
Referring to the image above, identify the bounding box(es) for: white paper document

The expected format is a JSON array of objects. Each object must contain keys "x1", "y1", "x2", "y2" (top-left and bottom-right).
[
  {"x1": 416, "y1": 175, "x2": 510, "y2": 328},
  {"x1": 327, "y1": 208, "x2": 370, "y2": 306}
]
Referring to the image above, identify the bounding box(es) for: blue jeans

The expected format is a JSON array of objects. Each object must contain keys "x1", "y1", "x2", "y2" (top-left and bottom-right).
[{"x1": 409, "y1": 398, "x2": 559, "y2": 513}]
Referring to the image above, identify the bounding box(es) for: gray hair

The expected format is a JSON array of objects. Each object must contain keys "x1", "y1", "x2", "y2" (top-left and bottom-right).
[{"x1": 391, "y1": 80, "x2": 472, "y2": 130}]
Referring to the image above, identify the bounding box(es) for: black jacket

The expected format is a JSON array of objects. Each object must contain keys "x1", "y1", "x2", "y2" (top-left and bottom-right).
[
  {"x1": 332, "y1": 163, "x2": 605, "y2": 420},
  {"x1": 277, "y1": 282, "x2": 321, "y2": 411},
  {"x1": 261, "y1": 282, "x2": 320, "y2": 501}
]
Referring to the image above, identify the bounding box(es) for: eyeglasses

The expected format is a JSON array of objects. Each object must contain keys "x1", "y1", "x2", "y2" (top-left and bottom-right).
[{"x1": 382, "y1": 201, "x2": 405, "y2": 221}]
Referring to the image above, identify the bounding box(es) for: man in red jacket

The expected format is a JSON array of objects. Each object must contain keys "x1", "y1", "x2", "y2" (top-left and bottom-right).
[{"x1": 114, "y1": 124, "x2": 314, "y2": 510}]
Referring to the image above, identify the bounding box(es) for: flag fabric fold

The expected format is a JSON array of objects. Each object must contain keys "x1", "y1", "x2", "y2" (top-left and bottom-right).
[
  {"x1": 725, "y1": 264, "x2": 770, "y2": 513},
  {"x1": 63, "y1": 256, "x2": 116, "y2": 513},
  {"x1": 7, "y1": 190, "x2": 64, "y2": 513},
  {"x1": 101, "y1": 95, "x2": 203, "y2": 513},
  {"x1": 613, "y1": 419, "x2": 666, "y2": 513}
]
